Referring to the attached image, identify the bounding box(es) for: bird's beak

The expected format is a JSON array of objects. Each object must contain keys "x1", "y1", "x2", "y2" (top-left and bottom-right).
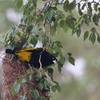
[{"x1": 53, "y1": 60, "x2": 57, "y2": 64}]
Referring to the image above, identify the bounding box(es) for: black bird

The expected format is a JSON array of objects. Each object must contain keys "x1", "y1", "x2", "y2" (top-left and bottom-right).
[{"x1": 5, "y1": 48, "x2": 57, "y2": 68}]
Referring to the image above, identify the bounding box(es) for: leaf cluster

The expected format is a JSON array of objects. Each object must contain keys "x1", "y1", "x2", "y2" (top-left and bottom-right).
[
  {"x1": 71, "y1": 0, "x2": 100, "y2": 44},
  {"x1": 11, "y1": 68, "x2": 61, "y2": 100}
]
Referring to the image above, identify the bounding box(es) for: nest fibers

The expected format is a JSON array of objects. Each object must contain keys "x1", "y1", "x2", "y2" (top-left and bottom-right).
[{"x1": 1, "y1": 51, "x2": 48, "y2": 100}]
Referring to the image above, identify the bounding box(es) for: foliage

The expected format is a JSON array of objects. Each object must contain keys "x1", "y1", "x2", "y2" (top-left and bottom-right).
[
  {"x1": 11, "y1": 68, "x2": 61, "y2": 99},
  {"x1": 3, "y1": 0, "x2": 100, "y2": 99}
]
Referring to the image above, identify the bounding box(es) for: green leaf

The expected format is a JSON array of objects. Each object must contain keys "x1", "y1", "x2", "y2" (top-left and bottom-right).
[
  {"x1": 21, "y1": 94, "x2": 27, "y2": 100},
  {"x1": 97, "y1": 36, "x2": 100, "y2": 43},
  {"x1": 84, "y1": 31, "x2": 89, "y2": 41},
  {"x1": 54, "y1": 52, "x2": 59, "y2": 57},
  {"x1": 39, "y1": 96, "x2": 47, "y2": 100},
  {"x1": 55, "y1": 41, "x2": 63, "y2": 48},
  {"x1": 30, "y1": 37, "x2": 38, "y2": 46},
  {"x1": 47, "y1": 9, "x2": 55, "y2": 21},
  {"x1": 67, "y1": 52, "x2": 72, "y2": 56},
  {"x1": 56, "y1": 10, "x2": 64, "y2": 19},
  {"x1": 21, "y1": 78, "x2": 27, "y2": 83},
  {"x1": 44, "y1": 79, "x2": 48, "y2": 88},
  {"x1": 38, "y1": 82, "x2": 44, "y2": 90},
  {"x1": 91, "y1": 27, "x2": 96, "y2": 33},
  {"x1": 89, "y1": 33, "x2": 96, "y2": 44},
  {"x1": 70, "y1": 16, "x2": 76, "y2": 22},
  {"x1": 11, "y1": 85, "x2": 17, "y2": 96},
  {"x1": 69, "y1": 0, "x2": 76, "y2": 10},
  {"x1": 66, "y1": 17, "x2": 74, "y2": 29},
  {"x1": 16, "y1": 32, "x2": 21, "y2": 37},
  {"x1": 94, "y1": 3, "x2": 98, "y2": 11},
  {"x1": 82, "y1": 3, "x2": 86, "y2": 9},
  {"x1": 93, "y1": 14, "x2": 99, "y2": 25},
  {"x1": 98, "y1": 8, "x2": 100, "y2": 12},
  {"x1": 68, "y1": 56, "x2": 75, "y2": 65},
  {"x1": 58, "y1": 63, "x2": 62, "y2": 73},
  {"x1": 36, "y1": 72, "x2": 42, "y2": 79},
  {"x1": 50, "y1": 25, "x2": 56, "y2": 35},
  {"x1": 31, "y1": 26, "x2": 39, "y2": 35},
  {"x1": 63, "y1": 0, "x2": 69, "y2": 12},
  {"x1": 63, "y1": 0, "x2": 76, "y2": 11},
  {"x1": 51, "y1": 85, "x2": 56, "y2": 92},
  {"x1": 29, "y1": 74, "x2": 32, "y2": 80},
  {"x1": 76, "y1": 29, "x2": 81, "y2": 37},
  {"x1": 25, "y1": 82, "x2": 32, "y2": 87},
  {"x1": 25, "y1": 1, "x2": 37, "y2": 10},
  {"x1": 85, "y1": 17, "x2": 90, "y2": 25},
  {"x1": 51, "y1": 84, "x2": 61, "y2": 93},
  {"x1": 62, "y1": 21, "x2": 68, "y2": 32},
  {"x1": 31, "y1": 90, "x2": 39, "y2": 99},
  {"x1": 34, "y1": 72, "x2": 42, "y2": 81},
  {"x1": 26, "y1": 25, "x2": 33, "y2": 32},
  {"x1": 88, "y1": 2, "x2": 91, "y2": 9},
  {"x1": 55, "y1": 41, "x2": 61, "y2": 44},
  {"x1": 16, "y1": 84, "x2": 20, "y2": 93},
  {"x1": 48, "y1": 68, "x2": 53, "y2": 74},
  {"x1": 55, "y1": 84, "x2": 61, "y2": 92},
  {"x1": 15, "y1": 0, "x2": 23, "y2": 9},
  {"x1": 72, "y1": 28, "x2": 77, "y2": 35},
  {"x1": 78, "y1": 3, "x2": 83, "y2": 15},
  {"x1": 60, "y1": 20, "x2": 65, "y2": 28},
  {"x1": 60, "y1": 55, "x2": 65, "y2": 64},
  {"x1": 51, "y1": 7, "x2": 57, "y2": 10}
]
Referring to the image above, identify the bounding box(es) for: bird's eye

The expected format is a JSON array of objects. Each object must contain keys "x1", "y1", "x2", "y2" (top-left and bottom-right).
[{"x1": 52, "y1": 57, "x2": 55, "y2": 60}]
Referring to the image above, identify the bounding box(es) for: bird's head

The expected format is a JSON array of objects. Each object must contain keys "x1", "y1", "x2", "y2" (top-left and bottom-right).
[
  {"x1": 41, "y1": 50, "x2": 57, "y2": 67},
  {"x1": 51, "y1": 55, "x2": 57, "y2": 64}
]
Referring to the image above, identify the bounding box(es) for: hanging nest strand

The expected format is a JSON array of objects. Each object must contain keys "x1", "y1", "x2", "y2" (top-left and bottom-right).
[{"x1": 2, "y1": 53, "x2": 49, "y2": 100}]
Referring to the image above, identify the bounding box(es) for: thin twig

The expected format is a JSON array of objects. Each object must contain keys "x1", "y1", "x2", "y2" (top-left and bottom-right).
[
  {"x1": 38, "y1": 48, "x2": 46, "y2": 69},
  {"x1": 39, "y1": 54, "x2": 42, "y2": 69}
]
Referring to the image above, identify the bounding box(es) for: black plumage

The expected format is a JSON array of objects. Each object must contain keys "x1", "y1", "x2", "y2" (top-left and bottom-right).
[{"x1": 5, "y1": 48, "x2": 57, "y2": 68}]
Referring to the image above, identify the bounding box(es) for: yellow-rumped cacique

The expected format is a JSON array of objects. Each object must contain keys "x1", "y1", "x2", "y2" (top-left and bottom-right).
[{"x1": 5, "y1": 48, "x2": 57, "y2": 68}]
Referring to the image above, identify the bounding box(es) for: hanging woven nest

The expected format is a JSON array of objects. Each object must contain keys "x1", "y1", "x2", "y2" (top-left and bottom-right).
[{"x1": 1, "y1": 50, "x2": 49, "y2": 100}]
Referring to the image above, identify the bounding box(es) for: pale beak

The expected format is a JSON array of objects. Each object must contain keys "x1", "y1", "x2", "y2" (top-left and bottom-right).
[{"x1": 53, "y1": 60, "x2": 57, "y2": 64}]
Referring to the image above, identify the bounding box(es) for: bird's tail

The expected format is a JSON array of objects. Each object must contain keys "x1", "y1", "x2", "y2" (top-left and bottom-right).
[{"x1": 5, "y1": 49, "x2": 15, "y2": 54}]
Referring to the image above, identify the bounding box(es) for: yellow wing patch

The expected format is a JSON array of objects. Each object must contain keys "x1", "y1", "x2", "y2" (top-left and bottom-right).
[
  {"x1": 15, "y1": 48, "x2": 42, "y2": 62},
  {"x1": 15, "y1": 51, "x2": 32, "y2": 62}
]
